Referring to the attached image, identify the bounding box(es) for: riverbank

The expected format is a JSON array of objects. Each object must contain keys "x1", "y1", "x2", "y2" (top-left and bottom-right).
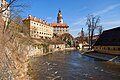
[
  {"x1": 81, "y1": 51, "x2": 120, "y2": 64},
  {"x1": 29, "y1": 47, "x2": 76, "y2": 58},
  {"x1": 44, "y1": 47, "x2": 76, "y2": 56}
]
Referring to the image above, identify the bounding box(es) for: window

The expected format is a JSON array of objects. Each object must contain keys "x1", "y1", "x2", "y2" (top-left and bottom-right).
[
  {"x1": 118, "y1": 48, "x2": 120, "y2": 51},
  {"x1": 113, "y1": 48, "x2": 115, "y2": 50},
  {"x1": 4, "y1": 12, "x2": 6, "y2": 15},
  {"x1": 108, "y1": 47, "x2": 110, "y2": 50}
]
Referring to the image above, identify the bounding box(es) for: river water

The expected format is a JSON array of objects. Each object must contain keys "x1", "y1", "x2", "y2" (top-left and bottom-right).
[{"x1": 29, "y1": 50, "x2": 120, "y2": 80}]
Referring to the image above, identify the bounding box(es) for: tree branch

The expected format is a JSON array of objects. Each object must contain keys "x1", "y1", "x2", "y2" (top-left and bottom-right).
[{"x1": 0, "y1": 0, "x2": 17, "y2": 13}]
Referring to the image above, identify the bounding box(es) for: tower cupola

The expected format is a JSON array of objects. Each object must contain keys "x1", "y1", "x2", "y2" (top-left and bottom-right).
[{"x1": 57, "y1": 9, "x2": 63, "y2": 23}]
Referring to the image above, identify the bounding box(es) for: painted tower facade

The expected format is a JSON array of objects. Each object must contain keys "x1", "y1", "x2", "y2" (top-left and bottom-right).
[
  {"x1": 51, "y1": 9, "x2": 69, "y2": 34},
  {"x1": 57, "y1": 9, "x2": 63, "y2": 24}
]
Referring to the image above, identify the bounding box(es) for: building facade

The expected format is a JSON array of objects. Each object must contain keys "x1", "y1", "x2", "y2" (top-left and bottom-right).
[
  {"x1": 94, "y1": 27, "x2": 120, "y2": 55},
  {"x1": 51, "y1": 23, "x2": 69, "y2": 34},
  {"x1": 51, "y1": 10, "x2": 69, "y2": 35},
  {"x1": 23, "y1": 15, "x2": 53, "y2": 39},
  {"x1": 0, "y1": 0, "x2": 10, "y2": 22}
]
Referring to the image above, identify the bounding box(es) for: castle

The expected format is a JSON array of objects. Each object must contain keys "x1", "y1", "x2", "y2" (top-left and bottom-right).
[{"x1": 23, "y1": 9, "x2": 69, "y2": 39}]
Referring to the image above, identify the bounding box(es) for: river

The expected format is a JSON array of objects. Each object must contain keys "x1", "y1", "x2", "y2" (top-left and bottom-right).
[{"x1": 29, "y1": 50, "x2": 120, "y2": 80}]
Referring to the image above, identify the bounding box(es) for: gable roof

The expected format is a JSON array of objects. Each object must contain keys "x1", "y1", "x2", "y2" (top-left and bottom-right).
[{"x1": 94, "y1": 27, "x2": 120, "y2": 46}]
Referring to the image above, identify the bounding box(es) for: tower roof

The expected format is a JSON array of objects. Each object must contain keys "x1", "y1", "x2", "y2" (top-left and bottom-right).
[{"x1": 58, "y1": 9, "x2": 62, "y2": 18}]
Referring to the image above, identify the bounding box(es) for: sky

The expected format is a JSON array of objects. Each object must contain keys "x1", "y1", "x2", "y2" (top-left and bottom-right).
[{"x1": 22, "y1": 0, "x2": 120, "y2": 37}]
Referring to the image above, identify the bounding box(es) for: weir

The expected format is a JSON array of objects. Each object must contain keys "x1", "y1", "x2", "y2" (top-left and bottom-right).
[{"x1": 109, "y1": 56, "x2": 118, "y2": 61}]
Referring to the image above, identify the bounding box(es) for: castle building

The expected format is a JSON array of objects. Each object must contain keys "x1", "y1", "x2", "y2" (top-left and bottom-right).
[
  {"x1": 23, "y1": 15, "x2": 53, "y2": 39},
  {"x1": 51, "y1": 9, "x2": 69, "y2": 34},
  {"x1": 94, "y1": 27, "x2": 120, "y2": 55},
  {"x1": 0, "y1": 0, "x2": 10, "y2": 22},
  {"x1": 23, "y1": 9, "x2": 69, "y2": 39}
]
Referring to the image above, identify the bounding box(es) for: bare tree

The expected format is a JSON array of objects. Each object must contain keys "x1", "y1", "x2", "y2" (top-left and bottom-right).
[
  {"x1": 86, "y1": 14, "x2": 100, "y2": 49},
  {"x1": 86, "y1": 15, "x2": 91, "y2": 49},
  {"x1": 0, "y1": 0, "x2": 31, "y2": 79},
  {"x1": 98, "y1": 25, "x2": 103, "y2": 35},
  {"x1": 0, "y1": 0, "x2": 29, "y2": 33},
  {"x1": 0, "y1": 0, "x2": 17, "y2": 13}
]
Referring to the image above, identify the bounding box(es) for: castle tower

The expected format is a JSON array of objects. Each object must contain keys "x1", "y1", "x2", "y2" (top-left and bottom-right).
[
  {"x1": 57, "y1": 9, "x2": 63, "y2": 23},
  {"x1": 81, "y1": 28, "x2": 84, "y2": 37},
  {"x1": 80, "y1": 28, "x2": 84, "y2": 44}
]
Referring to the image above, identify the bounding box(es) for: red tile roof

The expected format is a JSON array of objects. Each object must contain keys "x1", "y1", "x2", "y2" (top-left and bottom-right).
[
  {"x1": 50, "y1": 23, "x2": 69, "y2": 28},
  {"x1": 23, "y1": 15, "x2": 69, "y2": 28},
  {"x1": 23, "y1": 15, "x2": 50, "y2": 26}
]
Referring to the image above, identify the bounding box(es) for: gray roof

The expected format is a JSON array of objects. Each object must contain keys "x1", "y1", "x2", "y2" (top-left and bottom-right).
[{"x1": 94, "y1": 27, "x2": 120, "y2": 46}]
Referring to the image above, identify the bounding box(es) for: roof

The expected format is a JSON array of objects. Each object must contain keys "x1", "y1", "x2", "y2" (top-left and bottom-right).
[
  {"x1": 23, "y1": 15, "x2": 50, "y2": 26},
  {"x1": 94, "y1": 27, "x2": 120, "y2": 46},
  {"x1": 50, "y1": 23, "x2": 69, "y2": 28}
]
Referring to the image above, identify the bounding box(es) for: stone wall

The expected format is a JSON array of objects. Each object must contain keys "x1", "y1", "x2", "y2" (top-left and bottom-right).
[{"x1": 49, "y1": 44, "x2": 65, "y2": 52}]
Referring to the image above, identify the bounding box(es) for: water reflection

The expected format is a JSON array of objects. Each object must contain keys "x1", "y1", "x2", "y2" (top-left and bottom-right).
[{"x1": 29, "y1": 50, "x2": 120, "y2": 80}]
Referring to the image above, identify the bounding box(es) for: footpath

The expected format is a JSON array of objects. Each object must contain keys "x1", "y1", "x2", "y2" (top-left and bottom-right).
[{"x1": 81, "y1": 51, "x2": 120, "y2": 63}]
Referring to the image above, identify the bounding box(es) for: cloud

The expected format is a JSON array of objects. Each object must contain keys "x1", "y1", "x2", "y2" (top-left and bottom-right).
[
  {"x1": 69, "y1": 29, "x2": 81, "y2": 32},
  {"x1": 79, "y1": 7, "x2": 88, "y2": 12},
  {"x1": 72, "y1": 17, "x2": 86, "y2": 26},
  {"x1": 93, "y1": 4, "x2": 120, "y2": 15},
  {"x1": 46, "y1": 17, "x2": 52, "y2": 20},
  {"x1": 96, "y1": 20, "x2": 120, "y2": 31},
  {"x1": 101, "y1": 20, "x2": 120, "y2": 27},
  {"x1": 72, "y1": 4, "x2": 120, "y2": 26}
]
